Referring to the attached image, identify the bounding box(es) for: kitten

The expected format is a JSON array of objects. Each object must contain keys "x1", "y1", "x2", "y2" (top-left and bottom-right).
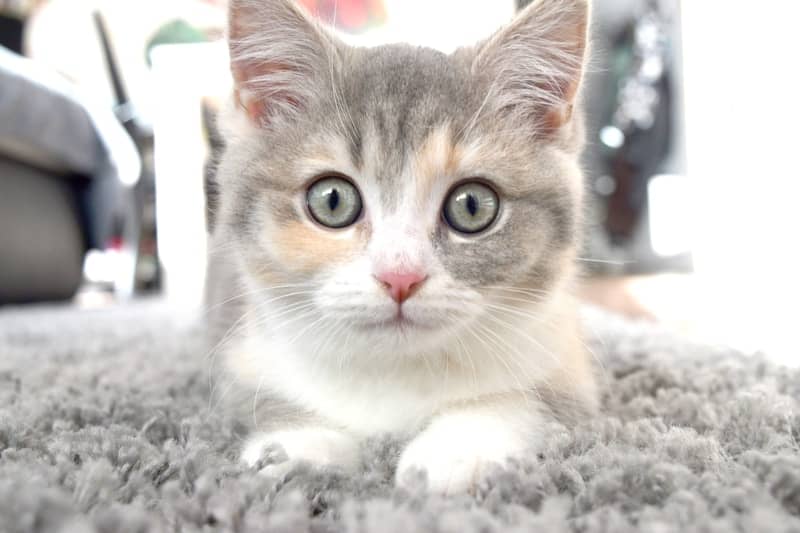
[{"x1": 206, "y1": 0, "x2": 597, "y2": 494}]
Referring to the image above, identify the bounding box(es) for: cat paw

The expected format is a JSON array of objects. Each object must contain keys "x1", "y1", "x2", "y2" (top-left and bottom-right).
[
  {"x1": 242, "y1": 427, "x2": 359, "y2": 477},
  {"x1": 395, "y1": 417, "x2": 525, "y2": 495},
  {"x1": 396, "y1": 446, "x2": 495, "y2": 495}
]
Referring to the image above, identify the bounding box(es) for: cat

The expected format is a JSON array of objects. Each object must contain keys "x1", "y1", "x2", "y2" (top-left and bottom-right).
[{"x1": 205, "y1": 0, "x2": 597, "y2": 494}]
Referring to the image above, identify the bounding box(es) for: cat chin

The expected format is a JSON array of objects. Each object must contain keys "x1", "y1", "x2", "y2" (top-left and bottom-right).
[
  {"x1": 345, "y1": 316, "x2": 472, "y2": 354},
  {"x1": 331, "y1": 328, "x2": 454, "y2": 360},
  {"x1": 351, "y1": 316, "x2": 443, "y2": 336}
]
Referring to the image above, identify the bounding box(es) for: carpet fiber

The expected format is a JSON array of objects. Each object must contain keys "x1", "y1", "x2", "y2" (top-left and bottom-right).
[{"x1": 2, "y1": 302, "x2": 800, "y2": 532}]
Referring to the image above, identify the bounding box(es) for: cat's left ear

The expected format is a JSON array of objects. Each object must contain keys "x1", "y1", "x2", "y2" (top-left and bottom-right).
[
  {"x1": 472, "y1": 0, "x2": 589, "y2": 134},
  {"x1": 228, "y1": 0, "x2": 342, "y2": 128}
]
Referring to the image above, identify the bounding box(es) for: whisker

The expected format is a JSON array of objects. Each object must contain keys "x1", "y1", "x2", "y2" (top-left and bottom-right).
[
  {"x1": 203, "y1": 289, "x2": 319, "y2": 377},
  {"x1": 472, "y1": 322, "x2": 537, "y2": 407},
  {"x1": 484, "y1": 299, "x2": 605, "y2": 374},
  {"x1": 205, "y1": 295, "x2": 319, "y2": 397},
  {"x1": 487, "y1": 295, "x2": 549, "y2": 308},
  {"x1": 201, "y1": 282, "x2": 316, "y2": 316},
  {"x1": 576, "y1": 257, "x2": 634, "y2": 265},
  {"x1": 482, "y1": 285, "x2": 553, "y2": 297},
  {"x1": 252, "y1": 371, "x2": 266, "y2": 429},
  {"x1": 482, "y1": 307, "x2": 560, "y2": 365}
]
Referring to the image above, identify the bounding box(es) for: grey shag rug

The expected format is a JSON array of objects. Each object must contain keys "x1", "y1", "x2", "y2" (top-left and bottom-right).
[{"x1": 2, "y1": 302, "x2": 800, "y2": 533}]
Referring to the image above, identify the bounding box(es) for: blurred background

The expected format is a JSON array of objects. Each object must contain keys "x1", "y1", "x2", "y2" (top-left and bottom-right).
[{"x1": 1, "y1": 0, "x2": 798, "y2": 362}]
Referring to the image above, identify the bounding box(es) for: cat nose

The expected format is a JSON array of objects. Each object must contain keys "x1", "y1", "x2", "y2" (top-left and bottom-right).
[{"x1": 375, "y1": 271, "x2": 427, "y2": 304}]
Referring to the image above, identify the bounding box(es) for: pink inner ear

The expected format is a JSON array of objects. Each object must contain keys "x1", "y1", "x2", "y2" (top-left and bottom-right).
[
  {"x1": 542, "y1": 98, "x2": 576, "y2": 133},
  {"x1": 232, "y1": 60, "x2": 303, "y2": 125},
  {"x1": 234, "y1": 89, "x2": 264, "y2": 123}
]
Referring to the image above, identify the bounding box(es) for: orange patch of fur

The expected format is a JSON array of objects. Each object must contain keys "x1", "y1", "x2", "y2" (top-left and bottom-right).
[
  {"x1": 271, "y1": 221, "x2": 364, "y2": 273},
  {"x1": 413, "y1": 126, "x2": 462, "y2": 199},
  {"x1": 547, "y1": 305, "x2": 598, "y2": 411}
]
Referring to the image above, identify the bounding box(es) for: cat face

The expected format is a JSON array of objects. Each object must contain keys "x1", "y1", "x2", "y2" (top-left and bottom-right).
[{"x1": 215, "y1": 0, "x2": 588, "y2": 357}]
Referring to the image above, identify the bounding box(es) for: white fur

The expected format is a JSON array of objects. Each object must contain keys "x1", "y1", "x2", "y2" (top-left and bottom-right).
[
  {"x1": 242, "y1": 427, "x2": 359, "y2": 475},
  {"x1": 396, "y1": 403, "x2": 543, "y2": 494}
]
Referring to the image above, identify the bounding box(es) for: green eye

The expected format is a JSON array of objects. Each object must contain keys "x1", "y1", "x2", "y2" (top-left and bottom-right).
[
  {"x1": 443, "y1": 181, "x2": 499, "y2": 234},
  {"x1": 306, "y1": 176, "x2": 362, "y2": 228}
]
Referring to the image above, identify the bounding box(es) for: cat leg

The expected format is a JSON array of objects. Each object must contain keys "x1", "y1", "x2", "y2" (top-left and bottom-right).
[
  {"x1": 242, "y1": 427, "x2": 360, "y2": 477},
  {"x1": 396, "y1": 399, "x2": 544, "y2": 495}
]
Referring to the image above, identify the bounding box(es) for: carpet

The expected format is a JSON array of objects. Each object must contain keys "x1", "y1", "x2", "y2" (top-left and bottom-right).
[{"x1": 1, "y1": 302, "x2": 800, "y2": 533}]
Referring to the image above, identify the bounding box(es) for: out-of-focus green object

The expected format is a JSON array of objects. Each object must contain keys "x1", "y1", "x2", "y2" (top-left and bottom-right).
[{"x1": 146, "y1": 19, "x2": 207, "y2": 64}]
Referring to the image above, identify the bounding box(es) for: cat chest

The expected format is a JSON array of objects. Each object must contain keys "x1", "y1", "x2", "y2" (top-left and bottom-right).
[
  {"x1": 229, "y1": 347, "x2": 516, "y2": 436},
  {"x1": 261, "y1": 364, "x2": 455, "y2": 436},
  {"x1": 227, "y1": 334, "x2": 550, "y2": 436}
]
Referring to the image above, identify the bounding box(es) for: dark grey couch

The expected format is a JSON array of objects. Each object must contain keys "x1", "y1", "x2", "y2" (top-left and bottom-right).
[{"x1": 0, "y1": 45, "x2": 139, "y2": 304}]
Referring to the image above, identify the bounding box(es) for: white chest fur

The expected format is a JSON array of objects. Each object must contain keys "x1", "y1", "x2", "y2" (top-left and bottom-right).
[{"x1": 226, "y1": 316, "x2": 564, "y2": 437}]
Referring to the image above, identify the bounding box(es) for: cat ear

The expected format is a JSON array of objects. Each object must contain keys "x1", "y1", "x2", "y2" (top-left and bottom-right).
[
  {"x1": 228, "y1": 0, "x2": 340, "y2": 127},
  {"x1": 472, "y1": 0, "x2": 589, "y2": 133}
]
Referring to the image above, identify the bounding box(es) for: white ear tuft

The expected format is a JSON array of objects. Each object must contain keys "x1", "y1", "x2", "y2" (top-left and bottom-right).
[
  {"x1": 474, "y1": 0, "x2": 589, "y2": 133},
  {"x1": 228, "y1": 0, "x2": 340, "y2": 127}
]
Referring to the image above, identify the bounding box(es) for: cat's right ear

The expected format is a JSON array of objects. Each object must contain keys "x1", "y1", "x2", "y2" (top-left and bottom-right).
[
  {"x1": 228, "y1": 0, "x2": 340, "y2": 128},
  {"x1": 471, "y1": 0, "x2": 590, "y2": 136}
]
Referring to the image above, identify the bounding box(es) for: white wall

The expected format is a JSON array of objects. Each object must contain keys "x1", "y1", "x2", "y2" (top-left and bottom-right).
[{"x1": 681, "y1": 1, "x2": 800, "y2": 362}]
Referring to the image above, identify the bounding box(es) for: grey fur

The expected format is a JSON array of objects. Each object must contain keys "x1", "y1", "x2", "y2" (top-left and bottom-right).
[{"x1": 343, "y1": 45, "x2": 474, "y2": 184}]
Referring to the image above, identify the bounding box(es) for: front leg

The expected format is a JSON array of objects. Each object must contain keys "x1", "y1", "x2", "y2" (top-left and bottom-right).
[
  {"x1": 396, "y1": 399, "x2": 544, "y2": 494},
  {"x1": 242, "y1": 427, "x2": 360, "y2": 477}
]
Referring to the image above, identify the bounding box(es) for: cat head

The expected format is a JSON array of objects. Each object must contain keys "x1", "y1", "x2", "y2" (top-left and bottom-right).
[{"x1": 214, "y1": 0, "x2": 589, "y2": 358}]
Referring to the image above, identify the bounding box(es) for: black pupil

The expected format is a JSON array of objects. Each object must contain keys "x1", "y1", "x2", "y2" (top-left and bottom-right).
[
  {"x1": 466, "y1": 193, "x2": 478, "y2": 217},
  {"x1": 328, "y1": 188, "x2": 340, "y2": 212}
]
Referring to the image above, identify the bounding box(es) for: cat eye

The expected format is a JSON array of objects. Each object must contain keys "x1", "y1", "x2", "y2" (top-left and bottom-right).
[
  {"x1": 306, "y1": 176, "x2": 363, "y2": 229},
  {"x1": 443, "y1": 181, "x2": 499, "y2": 234}
]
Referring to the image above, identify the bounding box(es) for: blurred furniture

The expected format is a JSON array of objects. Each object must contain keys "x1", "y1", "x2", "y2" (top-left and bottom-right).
[
  {"x1": 1, "y1": 0, "x2": 40, "y2": 53},
  {"x1": 94, "y1": 11, "x2": 161, "y2": 294},
  {"x1": 0, "y1": 45, "x2": 140, "y2": 304},
  {"x1": 0, "y1": 12, "x2": 23, "y2": 53},
  {"x1": 582, "y1": 0, "x2": 689, "y2": 275},
  {"x1": 520, "y1": 0, "x2": 689, "y2": 275},
  {"x1": 0, "y1": 159, "x2": 86, "y2": 303}
]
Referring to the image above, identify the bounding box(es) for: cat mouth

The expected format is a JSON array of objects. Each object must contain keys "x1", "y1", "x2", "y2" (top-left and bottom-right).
[{"x1": 355, "y1": 313, "x2": 436, "y2": 332}]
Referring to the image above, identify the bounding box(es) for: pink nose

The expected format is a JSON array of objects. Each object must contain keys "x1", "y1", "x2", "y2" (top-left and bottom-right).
[{"x1": 375, "y1": 270, "x2": 427, "y2": 304}]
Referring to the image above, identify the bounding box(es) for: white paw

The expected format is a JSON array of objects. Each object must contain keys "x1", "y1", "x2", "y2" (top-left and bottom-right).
[
  {"x1": 242, "y1": 427, "x2": 359, "y2": 477},
  {"x1": 397, "y1": 442, "x2": 497, "y2": 495},
  {"x1": 395, "y1": 412, "x2": 530, "y2": 495}
]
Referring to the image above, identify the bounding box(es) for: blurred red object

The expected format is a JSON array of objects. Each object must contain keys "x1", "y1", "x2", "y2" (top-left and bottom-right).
[{"x1": 298, "y1": 0, "x2": 386, "y2": 33}]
